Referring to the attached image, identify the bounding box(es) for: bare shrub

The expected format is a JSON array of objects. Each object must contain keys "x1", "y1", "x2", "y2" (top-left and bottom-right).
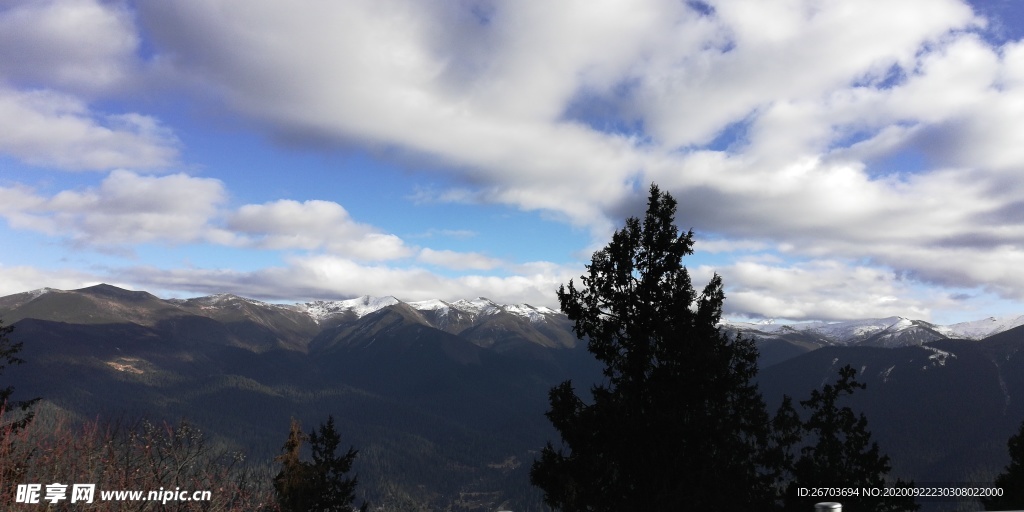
[{"x1": 1, "y1": 406, "x2": 278, "y2": 511}]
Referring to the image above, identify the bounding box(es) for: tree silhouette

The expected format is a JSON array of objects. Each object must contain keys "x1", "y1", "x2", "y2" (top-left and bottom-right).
[
  {"x1": 274, "y1": 416, "x2": 365, "y2": 512},
  {"x1": 0, "y1": 317, "x2": 38, "y2": 432},
  {"x1": 781, "y1": 365, "x2": 918, "y2": 512},
  {"x1": 309, "y1": 416, "x2": 363, "y2": 512},
  {"x1": 984, "y1": 418, "x2": 1024, "y2": 510},
  {"x1": 530, "y1": 184, "x2": 776, "y2": 511},
  {"x1": 274, "y1": 418, "x2": 310, "y2": 512}
]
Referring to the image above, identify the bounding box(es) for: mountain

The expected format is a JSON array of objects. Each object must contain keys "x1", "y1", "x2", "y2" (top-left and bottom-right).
[
  {"x1": 295, "y1": 295, "x2": 576, "y2": 352},
  {"x1": 5, "y1": 284, "x2": 1024, "y2": 511},
  {"x1": 0, "y1": 284, "x2": 599, "y2": 512},
  {"x1": 757, "y1": 325, "x2": 1024, "y2": 510},
  {"x1": 729, "y1": 315, "x2": 1024, "y2": 345},
  {"x1": 725, "y1": 315, "x2": 1024, "y2": 367}
]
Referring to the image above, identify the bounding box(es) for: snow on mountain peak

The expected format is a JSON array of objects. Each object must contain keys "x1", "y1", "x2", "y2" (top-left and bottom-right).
[
  {"x1": 294, "y1": 294, "x2": 562, "y2": 325},
  {"x1": 28, "y1": 287, "x2": 60, "y2": 299},
  {"x1": 452, "y1": 297, "x2": 501, "y2": 316},
  {"x1": 939, "y1": 314, "x2": 1024, "y2": 340},
  {"x1": 504, "y1": 303, "x2": 557, "y2": 323},
  {"x1": 299, "y1": 295, "x2": 400, "y2": 322},
  {"x1": 188, "y1": 293, "x2": 275, "y2": 309},
  {"x1": 410, "y1": 297, "x2": 556, "y2": 323},
  {"x1": 726, "y1": 313, "x2": 1024, "y2": 347},
  {"x1": 407, "y1": 299, "x2": 451, "y2": 311}
]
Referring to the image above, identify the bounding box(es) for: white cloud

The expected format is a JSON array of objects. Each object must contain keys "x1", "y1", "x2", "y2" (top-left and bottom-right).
[
  {"x1": 140, "y1": 0, "x2": 659, "y2": 233},
  {"x1": 111, "y1": 254, "x2": 571, "y2": 308},
  {"x1": 0, "y1": 87, "x2": 179, "y2": 171},
  {"x1": 7, "y1": 0, "x2": 1024, "y2": 321},
  {"x1": 408, "y1": 228, "x2": 478, "y2": 239},
  {"x1": 0, "y1": 264, "x2": 101, "y2": 298},
  {"x1": 700, "y1": 259, "x2": 938, "y2": 322},
  {"x1": 0, "y1": 1, "x2": 179, "y2": 171},
  {"x1": 225, "y1": 199, "x2": 414, "y2": 261},
  {"x1": 0, "y1": 0, "x2": 139, "y2": 93},
  {"x1": 0, "y1": 170, "x2": 225, "y2": 246},
  {"x1": 135, "y1": 1, "x2": 1004, "y2": 230},
  {"x1": 417, "y1": 248, "x2": 502, "y2": 270},
  {"x1": 1, "y1": 180, "x2": 419, "y2": 260}
]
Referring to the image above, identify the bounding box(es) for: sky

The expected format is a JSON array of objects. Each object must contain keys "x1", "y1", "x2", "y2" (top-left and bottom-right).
[{"x1": 2, "y1": 0, "x2": 1024, "y2": 325}]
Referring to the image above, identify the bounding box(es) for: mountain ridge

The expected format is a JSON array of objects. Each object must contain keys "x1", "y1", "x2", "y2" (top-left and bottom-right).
[
  {"x1": 0, "y1": 283, "x2": 603, "y2": 511},
  {"x1": 8, "y1": 284, "x2": 1024, "y2": 355},
  {"x1": 5, "y1": 284, "x2": 1024, "y2": 510}
]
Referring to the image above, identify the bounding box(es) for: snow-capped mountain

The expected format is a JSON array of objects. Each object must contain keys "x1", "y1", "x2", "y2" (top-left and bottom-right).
[
  {"x1": 298, "y1": 295, "x2": 402, "y2": 322},
  {"x1": 293, "y1": 294, "x2": 576, "y2": 352},
  {"x1": 725, "y1": 314, "x2": 1024, "y2": 348},
  {"x1": 294, "y1": 295, "x2": 561, "y2": 327},
  {"x1": 5, "y1": 283, "x2": 1024, "y2": 360},
  {"x1": 938, "y1": 315, "x2": 1024, "y2": 340},
  {"x1": 7, "y1": 284, "x2": 1024, "y2": 508}
]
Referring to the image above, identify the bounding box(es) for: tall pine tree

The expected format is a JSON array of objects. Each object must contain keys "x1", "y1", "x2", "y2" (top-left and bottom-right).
[
  {"x1": 274, "y1": 418, "x2": 311, "y2": 512},
  {"x1": 530, "y1": 184, "x2": 776, "y2": 512},
  {"x1": 0, "y1": 318, "x2": 37, "y2": 432},
  {"x1": 274, "y1": 416, "x2": 365, "y2": 512},
  {"x1": 308, "y1": 416, "x2": 363, "y2": 512},
  {"x1": 780, "y1": 365, "x2": 918, "y2": 512}
]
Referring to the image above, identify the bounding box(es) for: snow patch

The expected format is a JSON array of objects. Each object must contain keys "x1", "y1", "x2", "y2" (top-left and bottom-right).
[
  {"x1": 408, "y1": 299, "x2": 451, "y2": 312},
  {"x1": 921, "y1": 345, "x2": 956, "y2": 367},
  {"x1": 504, "y1": 303, "x2": 556, "y2": 323},
  {"x1": 28, "y1": 287, "x2": 59, "y2": 299},
  {"x1": 452, "y1": 297, "x2": 501, "y2": 316},
  {"x1": 183, "y1": 293, "x2": 284, "y2": 312},
  {"x1": 940, "y1": 315, "x2": 1024, "y2": 340},
  {"x1": 880, "y1": 365, "x2": 896, "y2": 383},
  {"x1": 299, "y1": 295, "x2": 400, "y2": 322},
  {"x1": 723, "y1": 313, "x2": 1024, "y2": 347}
]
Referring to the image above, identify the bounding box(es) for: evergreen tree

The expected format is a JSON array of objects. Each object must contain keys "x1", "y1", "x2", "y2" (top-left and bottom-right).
[
  {"x1": 983, "y1": 418, "x2": 1024, "y2": 510},
  {"x1": 274, "y1": 418, "x2": 311, "y2": 512},
  {"x1": 530, "y1": 184, "x2": 776, "y2": 512},
  {"x1": 0, "y1": 317, "x2": 37, "y2": 432},
  {"x1": 274, "y1": 416, "x2": 366, "y2": 512},
  {"x1": 781, "y1": 365, "x2": 918, "y2": 512},
  {"x1": 308, "y1": 416, "x2": 363, "y2": 512}
]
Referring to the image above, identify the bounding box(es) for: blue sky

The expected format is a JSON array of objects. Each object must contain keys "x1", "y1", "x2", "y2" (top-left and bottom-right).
[{"x1": 2, "y1": 0, "x2": 1024, "y2": 324}]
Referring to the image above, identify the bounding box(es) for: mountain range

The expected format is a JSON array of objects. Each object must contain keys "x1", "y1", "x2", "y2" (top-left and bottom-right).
[
  {"x1": 724, "y1": 314, "x2": 1024, "y2": 368},
  {"x1": 0, "y1": 284, "x2": 596, "y2": 511},
  {"x1": 4, "y1": 284, "x2": 1024, "y2": 511}
]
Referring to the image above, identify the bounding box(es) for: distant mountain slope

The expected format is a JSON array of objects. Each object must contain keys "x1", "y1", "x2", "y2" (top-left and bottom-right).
[
  {"x1": 0, "y1": 285, "x2": 600, "y2": 512},
  {"x1": 295, "y1": 295, "x2": 576, "y2": 351},
  {"x1": 725, "y1": 314, "x2": 1024, "y2": 357},
  {"x1": 757, "y1": 325, "x2": 1024, "y2": 492},
  {"x1": 0, "y1": 284, "x2": 183, "y2": 326},
  {"x1": 4, "y1": 284, "x2": 1024, "y2": 511}
]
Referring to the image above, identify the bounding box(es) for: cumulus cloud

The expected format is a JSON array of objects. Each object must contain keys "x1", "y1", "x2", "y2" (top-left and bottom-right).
[
  {"x1": 0, "y1": 0, "x2": 139, "y2": 93},
  {"x1": 0, "y1": 264, "x2": 101, "y2": 298},
  {"x1": 0, "y1": 177, "x2": 515, "y2": 276},
  {"x1": 135, "y1": 2, "x2": 1021, "y2": 236},
  {"x1": 0, "y1": 170, "x2": 225, "y2": 247},
  {"x1": 7, "y1": 0, "x2": 1024, "y2": 321},
  {"x1": 139, "y1": 0, "x2": 657, "y2": 233},
  {"x1": 225, "y1": 199, "x2": 413, "y2": 261},
  {"x1": 137, "y1": 1, "x2": 983, "y2": 220},
  {"x1": 0, "y1": 0, "x2": 179, "y2": 171},
  {"x1": 0, "y1": 87, "x2": 179, "y2": 171},
  {"x1": 697, "y1": 259, "x2": 938, "y2": 322}
]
